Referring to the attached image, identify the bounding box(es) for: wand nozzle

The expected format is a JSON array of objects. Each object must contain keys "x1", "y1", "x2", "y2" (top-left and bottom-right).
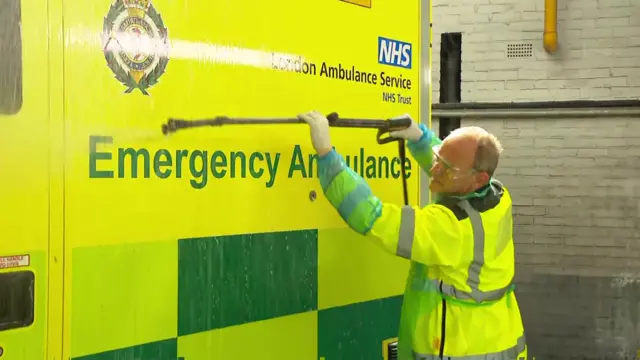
[
  {"x1": 162, "y1": 116, "x2": 229, "y2": 135},
  {"x1": 161, "y1": 112, "x2": 412, "y2": 145},
  {"x1": 162, "y1": 113, "x2": 346, "y2": 136}
]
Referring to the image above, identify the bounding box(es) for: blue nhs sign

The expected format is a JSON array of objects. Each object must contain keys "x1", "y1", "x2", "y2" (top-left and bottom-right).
[{"x1": 378, "y1": 36, "x2": 412, "y2": 69}]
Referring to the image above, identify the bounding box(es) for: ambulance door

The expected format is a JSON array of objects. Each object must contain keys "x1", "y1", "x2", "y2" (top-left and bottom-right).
[
  {"x1": 0, "y1": 0, "x2": 52, "y2": 359},
  {"x1": 59, "y1": 0, "x2": 421, "y2": 359}
]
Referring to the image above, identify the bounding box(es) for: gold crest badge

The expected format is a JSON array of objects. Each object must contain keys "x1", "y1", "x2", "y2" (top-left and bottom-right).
[{"x1": 102, "y1": 0, "x2": 169, "y2": 95}]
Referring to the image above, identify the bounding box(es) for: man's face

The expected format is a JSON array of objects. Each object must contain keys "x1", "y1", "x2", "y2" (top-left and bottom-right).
[{"x1": 428, "y1": 135, "x2": 489, "y2": 194}]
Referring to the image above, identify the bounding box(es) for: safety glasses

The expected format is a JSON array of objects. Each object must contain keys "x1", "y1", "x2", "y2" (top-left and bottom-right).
[{"x1": 431, "y1": 145, "x2": 477, "y2": 180}]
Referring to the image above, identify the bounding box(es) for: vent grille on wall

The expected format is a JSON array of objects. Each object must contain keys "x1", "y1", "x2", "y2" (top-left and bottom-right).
[{"x1": 506, "y1": 43, "x2": 533, "y2": 58}]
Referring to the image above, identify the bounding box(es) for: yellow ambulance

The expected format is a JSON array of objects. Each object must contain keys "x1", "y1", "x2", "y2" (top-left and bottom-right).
[{"x1": 0, "y1": 0, "x2": 431, "y2": 358}]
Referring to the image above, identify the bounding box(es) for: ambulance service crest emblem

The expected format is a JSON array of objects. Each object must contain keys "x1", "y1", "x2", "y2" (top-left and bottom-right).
[{"x1": 102, "y1": 0, "x2": 169, "y2": 95}]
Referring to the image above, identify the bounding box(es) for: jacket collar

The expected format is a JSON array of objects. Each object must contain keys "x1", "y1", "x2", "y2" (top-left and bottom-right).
[{"x1": 435, "y1": 179, "x2": 498, "y2": 203}]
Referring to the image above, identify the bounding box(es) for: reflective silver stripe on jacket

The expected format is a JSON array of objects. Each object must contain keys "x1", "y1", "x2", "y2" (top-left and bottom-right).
[
  {"x1": 395, "y1": 200, "x2": 512, "y2": 303},
  {"x1": 396, "y1": 206, "x2": 415, "y2": 259},
  {"x1": 413, "y1": 334, "x2": 526, "y2": 360}
]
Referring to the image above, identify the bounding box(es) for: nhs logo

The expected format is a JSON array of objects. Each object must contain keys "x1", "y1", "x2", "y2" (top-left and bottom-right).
[{"x1": 378, "y1": 36, "x2": 412, "y2": 69}]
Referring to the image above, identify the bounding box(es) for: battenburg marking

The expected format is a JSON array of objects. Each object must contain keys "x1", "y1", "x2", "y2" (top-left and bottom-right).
[{"x1": 102, "y1": 0, "x2": 169, "y2": 95}]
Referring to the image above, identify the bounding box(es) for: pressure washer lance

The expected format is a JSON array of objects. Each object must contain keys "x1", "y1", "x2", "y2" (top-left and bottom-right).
[{"x1": 162, "y1": 112, "x2": 412, "y2": 206}]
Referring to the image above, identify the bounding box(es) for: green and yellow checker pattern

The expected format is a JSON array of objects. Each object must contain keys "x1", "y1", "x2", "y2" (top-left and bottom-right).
[{"x1": 69, "y1": 229, "x2": 409, "y2": 360}]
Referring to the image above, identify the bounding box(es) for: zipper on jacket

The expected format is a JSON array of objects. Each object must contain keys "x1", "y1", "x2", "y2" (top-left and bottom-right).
[{"x1": 438, "y1": 280, "x2": 447, "y2": 359}]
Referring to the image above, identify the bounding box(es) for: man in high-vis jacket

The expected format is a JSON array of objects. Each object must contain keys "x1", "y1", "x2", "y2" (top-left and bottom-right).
[{"x1": 298, "y1": 110, "x2": 527, "y2": 360}]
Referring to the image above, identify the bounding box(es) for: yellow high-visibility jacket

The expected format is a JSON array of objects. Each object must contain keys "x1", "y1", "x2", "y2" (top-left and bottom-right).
[{"x1": 317, "y1": 123, "x2": 527, "y2": 360}]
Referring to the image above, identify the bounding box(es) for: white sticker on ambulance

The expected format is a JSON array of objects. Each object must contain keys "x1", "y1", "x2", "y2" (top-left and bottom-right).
[{"x1": 0, "y1": 255, "x2": 30, "y2": 269}]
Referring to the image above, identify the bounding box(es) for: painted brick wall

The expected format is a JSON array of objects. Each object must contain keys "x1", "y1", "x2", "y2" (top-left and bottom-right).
[
  {"x1": 430, "y1": 0, "x2": 640, "y2": 358},
  {"x1": 431, "y1": 0, "x2": 640, "y2": 103}
]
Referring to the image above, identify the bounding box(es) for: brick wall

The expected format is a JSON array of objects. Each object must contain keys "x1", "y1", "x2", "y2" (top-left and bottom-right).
[
  {"x1": 430, "y1": 0, "x2": 640, "y2": 358},
  {"x1": 431, "y1": 0, "x2": 640, "y2": 103}
]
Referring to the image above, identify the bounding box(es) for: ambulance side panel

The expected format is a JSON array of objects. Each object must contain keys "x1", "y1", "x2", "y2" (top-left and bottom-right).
[
  {"x1": 0, "y1": 0, "x2": 51, "y2": 359},
  {"x1": 61, "y1": 0, "x2": 421, "y2": 359}
]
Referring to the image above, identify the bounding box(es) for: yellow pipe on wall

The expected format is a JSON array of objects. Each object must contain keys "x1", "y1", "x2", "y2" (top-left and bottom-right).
[{"x1": 543, "y1": 0, "x2": 558, "y2": 53}]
